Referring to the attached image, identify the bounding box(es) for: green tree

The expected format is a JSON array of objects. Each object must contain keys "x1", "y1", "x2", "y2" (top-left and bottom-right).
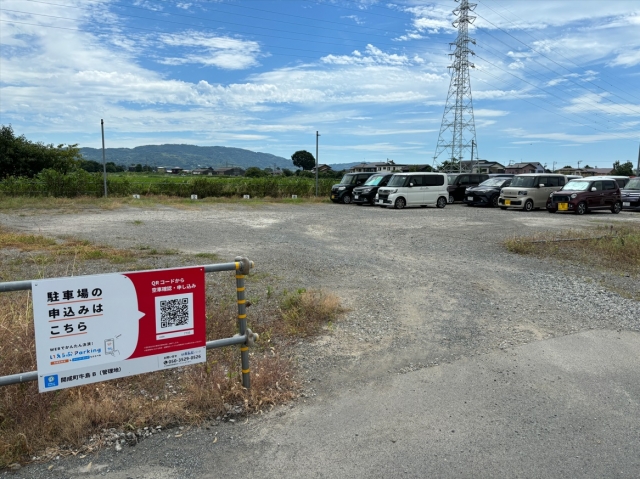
[
  {"x1": 282, "y1": 168, "x2": 293, "y2": 176},
  {"x1": 291, "y1": 150, "x2": 315, "y2": 170},
  {"x1": 437, "y1": 159, "x2": 460, "y2": 172},
  {"x1": 612, "y1": 160, "x2": 634, "y2": 176},
  {"x1": 245, "y1": 166, "x2": 267, "y2": 177},
  {"x1": 0, "y1": 124, "x2": 82, "y2": 178}
]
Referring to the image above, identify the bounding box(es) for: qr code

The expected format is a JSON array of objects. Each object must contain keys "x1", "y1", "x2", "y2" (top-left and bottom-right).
[
  {"x1": 155, "y1": 293, "x2": 194, "y2": 333},
  {"x1": 159, "y1": 297, "x2": 189, "y2": 328}
]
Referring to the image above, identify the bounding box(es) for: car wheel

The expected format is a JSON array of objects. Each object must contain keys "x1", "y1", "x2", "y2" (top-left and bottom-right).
[
  {"x1": 448, "y1": 195, "x2": 454, "y2": 204},
  {"x1": 394, "y1": 197, "x2": 406, "y2": 209},
  {"x1": 548, "y1": 208, "x2": 557, "y2": 213},
  {"x1": 491, "y1": 195, "x2": 499, "y2": 208},
  {"x1": 575, "y1": 201, "x2": 587, "y2": 215},
  {"x1": 342, "y1": 194, "x2": 352, "y2": 204},
  {"x1": 523, "y1": 199, "x2": 534, "y2": 212},
  {"x1": 436, "y1": 196, "x2": 447, "y2": 208},
  {"x1": 611, "y1": 201, "x2": 622, "y2": 214},
  {"x1": 500, "y1": 206, "x2": 508, "y2": 210}
]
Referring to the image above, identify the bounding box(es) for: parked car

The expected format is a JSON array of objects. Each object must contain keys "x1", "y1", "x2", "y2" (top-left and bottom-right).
[
  {"x1": 547, "y1": 177, "x2": 622, "y2": 215},
  {"x1": 488, "y1": 173, "x2": 514, "y2": 178},
  {"x1": 352, "y1": 173, "x2": 394, "y2": 205},
  {"x1": 621, "y1": 177, "x2": 640, "y2": 211},
  {"x1": 585, "y1": 175, "x2": 630, "y2": 188},
  {"x1": 565, "y1": 175, "x2": 583, "y2": 181},
  {"x1": 330, "y1": 172, "x2": 375, "y2": 204},
  {"x1": 447, "y1": 173, "x2": 490, "y2": 203},
  {"x1": 498, "y1": 174, "x2": 567, "y2": 211},
  {"x1": 464, "y1": 177, "x2": 512, "y2": 207},
  {"x1": 375, "y1": 173, "x2": 448, "y2": 209}
]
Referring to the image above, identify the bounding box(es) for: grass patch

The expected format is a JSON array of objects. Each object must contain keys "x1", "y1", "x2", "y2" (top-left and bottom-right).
[
  {"x1": 504, "y1": 223, "x2": 640, "y2": 276},
  {"x1": 0, "y1": 229, "x2": 345, "y2": 467}
]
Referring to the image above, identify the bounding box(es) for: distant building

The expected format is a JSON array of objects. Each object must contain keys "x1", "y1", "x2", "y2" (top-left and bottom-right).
[
  {"x1": 505, "y1": 162, "x2": 545, "y2": 174},
  {"x1": 157, "y1": 167, "x2": 166, "y2": 174},
  {"x1": 166, "y1": 167, "x2": 183, "y2": 174},
  {"x1": 581, "y1": 167, "x2": 615, "y2": 176},
  {"x1": 460, "y1": 160, "x2": 506, "y2": 174},
  {"x1": 350, "y1": 160, "x2": 405, "y2": 173},
  {"x1": 311, "y1": 164, "x2": 333, "y2": 174},
  {"x1": 192, "y1": 168, "x2": 215, "y2": 175},
  {"x1": 215, "y1": 167, "x2": 245, "y2": 176}
]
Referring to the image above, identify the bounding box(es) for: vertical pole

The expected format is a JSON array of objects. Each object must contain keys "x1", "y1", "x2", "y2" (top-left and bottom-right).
[
  {"x1": 315, "y1": 131, "x2": 320, "y2": 197},
  {"x1": 101, "y1": 119, "x2": 107, "y2": 198},
  {"x1": 235, "y1": 256, "x2": 250, "y2": 389}
]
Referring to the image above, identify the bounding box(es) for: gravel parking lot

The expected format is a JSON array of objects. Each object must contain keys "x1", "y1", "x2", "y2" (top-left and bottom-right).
[{"x1": 2, "y1": 202, "x2": 640, "y2": 478}]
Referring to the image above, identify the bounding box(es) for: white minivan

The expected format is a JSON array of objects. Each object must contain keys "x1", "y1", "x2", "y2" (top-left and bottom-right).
[{"x1": 375, "y1": 172, "x2": 449, "y2": 209}]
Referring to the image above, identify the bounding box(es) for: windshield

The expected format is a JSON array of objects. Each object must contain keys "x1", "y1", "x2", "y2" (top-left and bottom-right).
[
  {"x1": 339, "y1": 174, "x2": 359, "y2": 185},
  {"x1": 562, "y1": 180, "x2": 590, "y2": 191},
  {"x1": 478, "y1": 178, "x2": 509, "y2": 187},
  {"x1": 387, "y1": 176, "x2": 408, "y2": 187},
  {"x1": 447, "y1": 174, "x2": 459, "y2": 185},
  {"x1": 364, "y1": 175, "x2": 386, "y2": 186},
  {"x1": 510, "y1": 176, "x2": 537, "y2": 188},
  {"x1": 624, "y1": 178, "x2": 640, "y2": 190}
]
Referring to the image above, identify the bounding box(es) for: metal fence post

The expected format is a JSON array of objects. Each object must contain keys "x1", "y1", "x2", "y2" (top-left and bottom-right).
[{"x1": 235, "y1": 256, "x2": 251, "y2": 389}]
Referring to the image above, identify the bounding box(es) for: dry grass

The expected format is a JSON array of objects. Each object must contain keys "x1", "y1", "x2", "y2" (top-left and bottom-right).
[
  {"x1": 0, "y1": 231, "x2": 344, "y2": 468},
  {"x1": 504, "y1": 223, "x2": 640, "y2": 276}
]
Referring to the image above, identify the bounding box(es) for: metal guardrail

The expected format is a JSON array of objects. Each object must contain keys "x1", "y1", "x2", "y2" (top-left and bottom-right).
[{"x1": 0, "y1": 257, "x2": 258, "y2": 389}]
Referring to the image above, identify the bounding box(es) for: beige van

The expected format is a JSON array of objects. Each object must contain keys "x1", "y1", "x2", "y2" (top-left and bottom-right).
[{"x1": 498, "y1": 174, "x2": 567, "y2": 211}]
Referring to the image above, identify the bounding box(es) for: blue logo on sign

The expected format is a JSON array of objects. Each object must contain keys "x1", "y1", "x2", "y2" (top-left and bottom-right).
[{"x1": 44, "y1": 375, "x2": 59, "y2": 388}]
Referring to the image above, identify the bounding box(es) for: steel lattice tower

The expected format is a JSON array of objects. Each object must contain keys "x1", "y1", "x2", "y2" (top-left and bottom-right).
[{"x1": 433, "y1": 0, "x2": 478, "y2": 173}]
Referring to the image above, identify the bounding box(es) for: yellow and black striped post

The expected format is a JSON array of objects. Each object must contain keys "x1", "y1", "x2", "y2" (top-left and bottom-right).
[{"x1": 235, "y1": 256, "x2": 252, "y2": 389}]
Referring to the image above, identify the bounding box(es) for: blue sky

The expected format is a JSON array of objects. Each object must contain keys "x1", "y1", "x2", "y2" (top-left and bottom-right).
[{"x1": 1, "y1": 0, "x2": 639, "y2": 169}]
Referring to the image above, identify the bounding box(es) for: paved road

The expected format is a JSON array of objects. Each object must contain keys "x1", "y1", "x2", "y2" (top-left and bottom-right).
[{"x1": 2, "y1": 203, "x2": 639, "y2": 478}]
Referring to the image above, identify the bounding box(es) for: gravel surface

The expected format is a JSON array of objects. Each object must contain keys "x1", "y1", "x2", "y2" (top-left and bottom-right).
[{"x1": 1, "y1": 202, "x2": 639, "y2": 478}]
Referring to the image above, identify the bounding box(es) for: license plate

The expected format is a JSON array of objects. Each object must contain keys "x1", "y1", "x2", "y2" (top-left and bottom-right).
[
  {"x1": 331, "y1": 195, "x2": 335, "y2": 199},
  {"x1": 505, "y1": 199, "x2": 511, "y2": 206},
  {"x1": 354, "y1": 195, "x2": 359, "y2": 199},
  {"x1": 467, "y1": 196, "x2": 473, "y2": 201},
  {"x1": 623, "y1": 202, "x2": 631, "y2": 207},
  {"x1": 558, "y1": 203, "x2": 568, "y2": 211}
]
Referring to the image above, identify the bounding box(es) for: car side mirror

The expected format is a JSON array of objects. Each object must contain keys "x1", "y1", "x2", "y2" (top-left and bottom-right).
[
  {"x1": 409, "y1": 183, "x2": 414, "y2": 187},
  {"x1": 591, "y1": 187, "x2": 597, "y2": 191},
  {"x1": 538, "y1": 183, "x2": 545, "y2": 187}
]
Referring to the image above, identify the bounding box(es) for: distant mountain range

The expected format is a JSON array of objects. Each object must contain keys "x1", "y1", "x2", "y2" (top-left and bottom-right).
[{"x1": 80, "y1": 144, "x2": 294, "y2": 170}]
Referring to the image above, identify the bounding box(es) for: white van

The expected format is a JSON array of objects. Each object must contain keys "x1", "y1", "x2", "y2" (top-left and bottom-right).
[
  {"x1": 375, "y1": 173, "x2": 448, "y2": 209},
  {"x1": 498, "y1": 174, "x2": 567, "y2": 211}
]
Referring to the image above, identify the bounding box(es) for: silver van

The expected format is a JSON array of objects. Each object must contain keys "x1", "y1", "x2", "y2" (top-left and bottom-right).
[
  {"x1": 375, "y1": 173, "x2": 448, "y2": 209},
  {"x1": 498, "y1": 174, "x2": 567, "y2": 211}
]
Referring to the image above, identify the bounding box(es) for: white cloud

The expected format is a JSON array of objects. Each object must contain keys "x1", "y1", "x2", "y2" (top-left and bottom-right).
[{"x1": 157, "y1": 32, "x2": 261, "y2": 70}]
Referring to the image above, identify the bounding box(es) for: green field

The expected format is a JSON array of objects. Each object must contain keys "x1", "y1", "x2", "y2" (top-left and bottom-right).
[{"x1": 0, "y1": 171, "x2": 337, "y2": 199}]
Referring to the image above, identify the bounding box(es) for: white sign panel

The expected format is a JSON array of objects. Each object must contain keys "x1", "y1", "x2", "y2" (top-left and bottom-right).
[{"x1": 32, "y1": 267, "x2": 207, "y2": 392}]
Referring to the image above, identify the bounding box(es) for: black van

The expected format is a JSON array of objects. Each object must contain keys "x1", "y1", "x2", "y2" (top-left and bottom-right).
[
  {"x1": 446, "y1": 173, "x2": 489, "y2": 203},
  {"x1": 352, "y1": 173, "x2": 394, "y2": 205},
  {"x1": 330, "y1": 172, "x2": 375, "y2": 204}
]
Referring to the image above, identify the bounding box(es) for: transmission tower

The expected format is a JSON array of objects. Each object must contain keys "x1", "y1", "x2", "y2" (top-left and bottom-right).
[{"x1": 433, "y1": 0, "x2": 479, "y2": 173}]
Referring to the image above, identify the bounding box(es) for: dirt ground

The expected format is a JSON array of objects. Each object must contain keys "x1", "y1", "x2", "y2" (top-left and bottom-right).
[{"x1": 2, "y1": 202, "x2": 639, "y2": 478}]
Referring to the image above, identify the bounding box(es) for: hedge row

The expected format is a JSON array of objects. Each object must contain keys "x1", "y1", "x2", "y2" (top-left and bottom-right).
[{"x1": 0, "y1": 170, "x2": 336, "y2": 198}]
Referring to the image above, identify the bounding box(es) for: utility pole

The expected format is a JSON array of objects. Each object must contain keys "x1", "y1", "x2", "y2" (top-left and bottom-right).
[
  {"x1": 552, "y1": 161, "x2": 556, "y2": 173},
  {"x1": 577, "y1": 160, "x2": 581, "y2": 172},
  {"x1": 101, "y1": 119, "x2": 107, "y2": 198},
  {"x1": 433, "y1": 0, "x2": 478, "y2": 173},
  {"x1": 315, "y1": 131, "x2": 320, "y2": 197}
]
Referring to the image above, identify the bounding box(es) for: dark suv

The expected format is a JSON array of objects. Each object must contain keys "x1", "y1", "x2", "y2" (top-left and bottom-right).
[
  {"x1": 464, "y1": 177, "x2": 512, "y2": 207},
  {"x1": 352, "y1": 173, "x2": 394, "y2": 205},
  {"x1": 547, "y1": 177, "x2": 622, "y2": 215},
  {"x1": 330, "y1": 172, "x2": 375, "y2": 204},
  {"x1": 447, "y1": 173, "x2": 489, "y2": 203},
  {"x1": 621, "y1": 177, "x2": 640, "y2": 211}
]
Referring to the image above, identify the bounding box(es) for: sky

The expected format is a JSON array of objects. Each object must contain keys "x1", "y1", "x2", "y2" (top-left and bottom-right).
[{"x1": 1, "y1": 0, "x2": 640, "y2": 170}]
